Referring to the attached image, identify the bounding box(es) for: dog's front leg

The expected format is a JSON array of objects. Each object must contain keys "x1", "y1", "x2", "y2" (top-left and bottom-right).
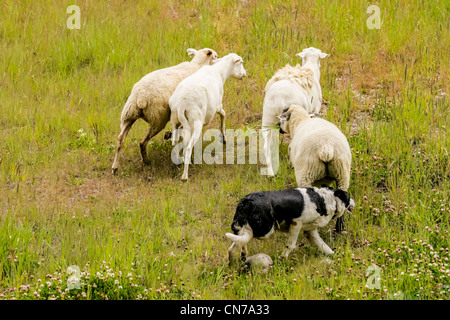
[
  {"x1": 281, "y1": 220, "x2": 302, "y2": 259},
  {"x1": 241, "y1": 244, "x2": 248, "y2": 261},
  {"x1": 304, "y1": 229, "x2": 334, "y2": 255}
]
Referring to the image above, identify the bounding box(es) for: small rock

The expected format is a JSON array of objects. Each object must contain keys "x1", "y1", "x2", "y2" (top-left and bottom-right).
[{"x1": 243, "y1": 253, "x2": 273, "y2": 274}]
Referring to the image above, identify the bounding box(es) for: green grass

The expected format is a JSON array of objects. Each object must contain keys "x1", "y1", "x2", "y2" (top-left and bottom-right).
[{"x1": 0, "y1": 0, "x2": 449, "y2": 300}]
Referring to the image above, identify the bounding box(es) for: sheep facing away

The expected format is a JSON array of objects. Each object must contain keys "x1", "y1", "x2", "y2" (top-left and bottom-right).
[
  {"x1": 111, "y1": 48, "x2": 218, "y2": 175},
  {"x1": 279, "y1": 104, "x2": 352, "y2": 232},
  {"x1": 169, "y1": 53, "x2": 247, "y2": 181},
  {"x1": 261, "y1": 47, "x2": 329, "y2": 177}
]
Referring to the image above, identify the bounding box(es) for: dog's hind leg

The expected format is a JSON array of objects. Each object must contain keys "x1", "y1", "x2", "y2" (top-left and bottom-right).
[
  {"x1": 304, "y1": 229, "x2": 333, "y2": 255},
  {"x1": 281, "y1": 220, "x2": 303, "y2": 259},
  {"x1": 241, "y1": 244, "x2": 248, "y2": 261}
]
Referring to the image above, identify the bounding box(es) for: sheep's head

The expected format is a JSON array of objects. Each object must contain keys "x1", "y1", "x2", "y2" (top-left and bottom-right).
[
  {"x1": 296, "y1": 47, "x2": 329, "y2": 69},
  {"x1": 227, "y1": 53, "x2": 247, "y2": 79},
  {"x1": 187, "y1": 48, "x2": 218, "y2": 65},
  {"x1": 277, "y1": 105, "x2": 310, "y2": 135}
]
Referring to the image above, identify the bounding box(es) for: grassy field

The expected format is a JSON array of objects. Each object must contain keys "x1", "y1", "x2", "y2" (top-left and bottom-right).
[{"x1": 0, "y1": 0, "x2": 449, "y2": 300}]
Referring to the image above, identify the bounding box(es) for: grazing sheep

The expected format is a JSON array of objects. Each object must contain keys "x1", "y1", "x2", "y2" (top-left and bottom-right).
[
  {"x1": 111, "y1": 48, "x2": 218, "y2": 175},
  {"x1": 279, "y1": 105, "x2": 352, "y2": 232},
  {"x1": 169, "y1": 53, "x2": 247, "y2": 181},
  {"x1": 261, "y1": 47, "x2": 329, "y2": 177}
]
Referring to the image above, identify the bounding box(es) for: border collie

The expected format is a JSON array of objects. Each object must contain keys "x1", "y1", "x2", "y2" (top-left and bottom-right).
[{"x1": 225, "y1": 186, "x2": 354, "y2": 264}]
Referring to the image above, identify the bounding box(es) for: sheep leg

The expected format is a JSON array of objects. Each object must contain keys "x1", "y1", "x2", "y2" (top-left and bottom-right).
[
  {"x1": 304, "y1": 229, "x2": 334, "y2": 255},
  {"x1": 139, "y1": 127, "x2": 158, "y2": 165},
  {"x1": 170, "y1": 111, "x2": 181, "y2": 146},
  {"x1": 181, "y1": 120, "x2": 202, "y2": 181},
  {"x1": 295, "y1": 160, "x2": 326, "y2": 188},
  {"x1": 218, "y1": 108, "x2": 227, "y2": 144},
  {"x1": 281, "y1": 220, "x2": 302, "y2": 259},
  {"x1": 112, "y1": 119, "x2": 135, "y2": 175},
  {"x1": 295, "y1": 174, "x2": 314, "y2": 188},
  {"x1": 172, "y1": 125, "x2": 182, "y2": 146},
  {"x1": 262, "y1": 129, "x2": 274, "y2": 177}
]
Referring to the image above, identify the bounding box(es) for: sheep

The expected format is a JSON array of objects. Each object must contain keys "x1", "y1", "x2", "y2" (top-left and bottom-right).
[
  {"x1": 111, "y1": 48, "x2": 218, "y2": 175},
  {"x1": 261, "y1": 47, "x2": 329, "y2": 177},
  {"x1": 278, "y1": 104, "x2": 352, "y2": 232},
  {"x1": 169, "y1": 53, "x2": 247, "y2": 181}
]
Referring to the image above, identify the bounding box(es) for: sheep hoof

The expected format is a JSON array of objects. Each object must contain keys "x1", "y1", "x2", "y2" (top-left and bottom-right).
[{"x1": 112, "y1": 168, "x2": 118, "y2": 175}]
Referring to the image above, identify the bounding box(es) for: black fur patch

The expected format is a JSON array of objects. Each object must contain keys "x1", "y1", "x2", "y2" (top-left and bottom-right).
[
  {"x1": 305, "y1": 188, "x2": 328, "y2": 216},
  {"x1": 231, "y1": 189, "x2": 305, "y2": 238},
  {"x1": 334, "y1": 190, "x2": 351, "y2": 208}
]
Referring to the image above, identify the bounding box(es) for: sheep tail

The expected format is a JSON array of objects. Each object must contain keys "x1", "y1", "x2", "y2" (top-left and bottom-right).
[
  {"x1": 317, "y1": 144, "x2": 334, "y2": 163},
  {"x1": 120, "y1": 92, "x2": 139, "y2": 129},
  {"x1": 177, "y1": 106, "x2": 191, "y2": 145}
]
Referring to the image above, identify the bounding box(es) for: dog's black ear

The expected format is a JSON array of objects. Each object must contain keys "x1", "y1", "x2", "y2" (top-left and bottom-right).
[{"x1": 334, "y1": 190, "x2": 351, "y2": 207}]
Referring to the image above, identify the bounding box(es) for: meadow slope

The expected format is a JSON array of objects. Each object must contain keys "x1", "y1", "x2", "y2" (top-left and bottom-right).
[{"x1": 0, "y1": 0, "x2": 449, "y2": 300}]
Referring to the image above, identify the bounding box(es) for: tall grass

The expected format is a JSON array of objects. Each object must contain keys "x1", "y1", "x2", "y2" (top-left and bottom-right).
[{"x1": 0, "y1": 0, "x2": 449, "y2": 300}]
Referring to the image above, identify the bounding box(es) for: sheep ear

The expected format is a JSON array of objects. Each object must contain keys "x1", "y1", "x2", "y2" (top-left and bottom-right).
[
  {"x1": 187, "y1": 48, "x2": 197, "y2": 57},
  {"x1": 234, "y1": 58, "x2": 242, "y2": 63},
  {"x1": 280, "y1": 110, "x2": 291, "y2": 121},
  {"x1": 319, "y1": 52, "x2": 329, "y2": 59},
  {"x1": 296, "y1": 52, "x2": 306, "y2": 59}
]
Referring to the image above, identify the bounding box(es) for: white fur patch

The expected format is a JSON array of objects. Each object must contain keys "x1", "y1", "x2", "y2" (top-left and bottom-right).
[{"x1": 264, "y1": 64, "x2": 314, "y2": 92}]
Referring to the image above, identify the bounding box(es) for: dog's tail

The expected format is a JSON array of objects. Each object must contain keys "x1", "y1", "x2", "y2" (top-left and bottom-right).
[{"x1": 225, "y1": 226, "x2": 253, "y2": 246}]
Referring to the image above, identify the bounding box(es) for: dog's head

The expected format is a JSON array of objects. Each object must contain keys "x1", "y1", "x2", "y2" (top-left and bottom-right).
[
  {"x1": 333, "y1": 189, "x2": 355, "y2": 218},
  {"x1": 321, "y1": 185, "x2": 354, "y2": 218}
]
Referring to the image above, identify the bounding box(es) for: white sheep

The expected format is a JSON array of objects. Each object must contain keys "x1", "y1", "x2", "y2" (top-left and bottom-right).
[
  {"x1": 261, "y1": 47, "x2": 329, "y2": 177},
  {"x1": 111, "y1": 48, "x2": 218, "y2": 175},
  {"x1": 278, "y1": 104, "x2": 351, "y2": 235},
  {"x1": 169, "y1": 53, "x2": 247, "y2": 181},
  {"x1": 279, "y1": 104, "x2": 351, "y2": 191}
]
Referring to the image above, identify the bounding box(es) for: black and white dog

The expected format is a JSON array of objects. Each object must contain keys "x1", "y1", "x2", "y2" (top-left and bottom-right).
[{"x1": 225, "y1": 186, "x2": 355, "y2": 264}]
